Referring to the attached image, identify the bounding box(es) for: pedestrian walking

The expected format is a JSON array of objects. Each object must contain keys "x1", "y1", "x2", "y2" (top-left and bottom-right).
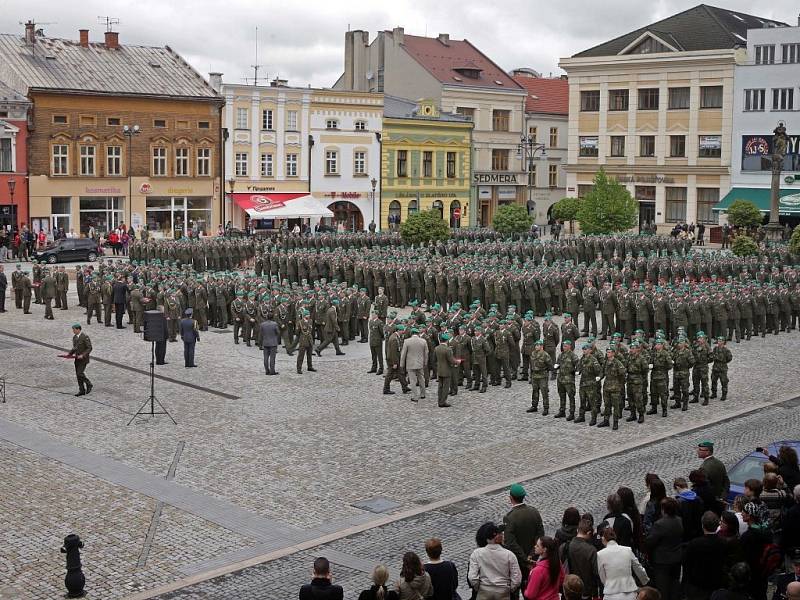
[
  {"x1": 66, "y1": 323, "x2": 93, "y2": 396},
  {"x1": 179, "y1": 308, "x2": 199, "y2": 368},
  {"x1": 259, "y1": 313, "x2": 280, "y2": 375}
]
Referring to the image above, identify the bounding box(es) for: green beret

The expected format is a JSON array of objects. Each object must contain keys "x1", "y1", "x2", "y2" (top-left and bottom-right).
[
  {"x1": 509, "y1": 483, "x2": 526, "y2": 498},
  {"x1": 563, "y1": 312, "x2": 571, "y2": 318}
]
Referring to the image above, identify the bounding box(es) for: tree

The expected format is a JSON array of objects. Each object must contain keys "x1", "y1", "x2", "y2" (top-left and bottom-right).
[
  {"x1": 731, "y1": 234, "x2": 759, "y2": 257},
  {"x1": 400, "y1": 209, "x2": 450, "y2": 245},
  {"x1": 551, "y1": 197, "x2": 581, "y2": 234},
  {"x1": 726, "y1": 200, "x2": 764, "y2": 229},
  {"x1": 576, "y1": 169, "x2": 638, "y2": 234},
  {"x1": 492, "y1": 203, "x2": 533, "y2": 235}
]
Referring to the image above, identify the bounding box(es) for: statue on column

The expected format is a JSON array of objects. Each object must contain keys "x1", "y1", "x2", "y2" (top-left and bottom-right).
[{"x1": 772, "y1": 122, "x2": 788, "y2": 174}]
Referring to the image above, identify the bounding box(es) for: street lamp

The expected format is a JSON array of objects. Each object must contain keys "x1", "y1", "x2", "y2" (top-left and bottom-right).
[
  {"x1": 122, "y1": 124, "x2": 140, "y2": 230},
  {"x1": 7, "y1": 178, "x2": 15, "y2": 226},
  {"x1": 517, "y1": 134, "x2": 547, "y2": 221},
  {"x1": 227, "y1": 177, "x2": 235, "y2": 235},
  {"x1": 370, "y1": 176, "x2": 377, "y2": 229}
]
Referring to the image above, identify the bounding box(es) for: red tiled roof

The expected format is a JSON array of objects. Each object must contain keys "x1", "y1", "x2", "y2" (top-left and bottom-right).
[
  {"x1": 512, "y1": 76, "x2": 569, "y2": 116},
  {"x1": 398, "y1": 33, "x2": 523, "y2": 91}
]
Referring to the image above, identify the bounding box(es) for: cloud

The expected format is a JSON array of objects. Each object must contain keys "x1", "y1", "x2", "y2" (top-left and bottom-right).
[{"x1": 1, "y1": 0, "x2": 798, "y2": 88}]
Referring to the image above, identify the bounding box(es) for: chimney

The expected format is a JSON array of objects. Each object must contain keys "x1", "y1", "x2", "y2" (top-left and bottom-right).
[
  {"x1": 797, "y1": 12, "x2": 800, "y2": 26},
  {"x1": 344, "y1": 30, "x2": 355, "y2": 89},
  {"x1": 437, "y1": 33, "x2": 449, "y2": 45},
  {"x1": 208, "y1": 72, "x2": 223, "y2": 92},
  {"x1": 79, "y1": 29, "x2": 89, "y2": 48},
  {"x1": 392, "y1": 26, "x2": 404, "y2": 45},
  {"x1": 24, "y1": 20, "x2": 35, "y2": 45},
  {"x1": 104, "y1": 30, "x2": 119, "y2": 49}
]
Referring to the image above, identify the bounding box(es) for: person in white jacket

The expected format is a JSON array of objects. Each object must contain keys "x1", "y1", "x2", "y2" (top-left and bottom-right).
[{"x1": 597, "y1": 528, "x2": 649, "y2": 600}]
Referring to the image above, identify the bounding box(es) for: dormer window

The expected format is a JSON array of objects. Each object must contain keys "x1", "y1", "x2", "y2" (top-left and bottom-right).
[{"x1": 454, "y1": 67, "x2": 482, "y2": 80}]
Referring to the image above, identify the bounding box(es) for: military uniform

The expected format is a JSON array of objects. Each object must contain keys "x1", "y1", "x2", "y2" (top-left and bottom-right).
[
  {"x1": 577, "y1": 348, "x2": 602, "y2": 424},
  {"x1": 470, "y1": 332, "x2": 490, "y2": 392},
  {"x1": 710, "y1": 340, "x2": 733, "y2": 401},
  {"x1": 625, "y1": 346, "x2": 649, "y2": 423},
  {"x1": 528, "y1": 344, "x2": 552, "y2": 414},
  {"x1": 648, "y1": 344, "x2": 673, "y2": 416},
  {"x1": 600, "y1": 350, "x2": 626, "y2": 429},
  {"x1": 68, "y1": 327, "x2": 93, "y2": 395},
  {"x1": 555, "y1": 344, "x2": 578, "y2": 419},
  {"x1": 671, "y1": 341, "x2": 695, "y2": 411}
]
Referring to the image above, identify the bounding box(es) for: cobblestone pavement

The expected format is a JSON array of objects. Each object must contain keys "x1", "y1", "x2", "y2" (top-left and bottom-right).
[{"x1": 0, "y1": 287, "x2": 797, "y2": 599}]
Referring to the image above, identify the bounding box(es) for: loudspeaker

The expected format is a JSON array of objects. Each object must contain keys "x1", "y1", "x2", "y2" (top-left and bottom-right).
[{"x1": 143, "y1": 310, "x2": 168, "y2": 342}]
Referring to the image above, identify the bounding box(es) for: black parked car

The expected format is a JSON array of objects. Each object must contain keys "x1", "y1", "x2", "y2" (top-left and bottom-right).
[{"x1": 33, "y1": 238, "x2": 101, "y2": 264}]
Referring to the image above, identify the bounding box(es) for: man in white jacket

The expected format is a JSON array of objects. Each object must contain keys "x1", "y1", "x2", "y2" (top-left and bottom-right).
[
  {"x1": 468, "y1": 522, "x2": 522, "y2": 600},
  {"x1": 597, "y1": 528, "x2": 649, "y2": 600}
]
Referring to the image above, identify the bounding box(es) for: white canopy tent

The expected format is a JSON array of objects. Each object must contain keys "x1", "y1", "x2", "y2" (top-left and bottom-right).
[{"x1": 236, "y1": 193, "x2": 334, "y2": 219}]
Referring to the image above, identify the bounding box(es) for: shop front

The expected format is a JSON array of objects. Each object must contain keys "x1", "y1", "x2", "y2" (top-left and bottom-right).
[
  {"x1": 138, "y1": 180, "x2": 215, "y2": 239},
  {"x1": 317, "y1": 191, "x2": 372, "y2": 232},
  {"x1": 473, "y1": 171, "x2": 526, "y2": 227},
  {"x1": 380, "y1": 190, "x2": 470, "y2": 231}
]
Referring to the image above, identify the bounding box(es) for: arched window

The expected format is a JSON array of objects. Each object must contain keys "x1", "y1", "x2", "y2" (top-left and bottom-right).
[
  {"x1": 432, "y1": 199, "x2": 444, "y2": 219},
  {"x1": 408, "y1": 199, "x2": 418, "y2": 215},
  {"x1": 449, "y1": 199, "x2": 462, "y2": 228},
  {"x1": 388, "y1": 200, "x2": 402, "y2": 230}
]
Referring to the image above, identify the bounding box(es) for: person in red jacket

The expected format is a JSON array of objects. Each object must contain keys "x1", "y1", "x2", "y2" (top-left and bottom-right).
[{"x1": 524, "y1": 537, "x2": 564, "y2": 600}]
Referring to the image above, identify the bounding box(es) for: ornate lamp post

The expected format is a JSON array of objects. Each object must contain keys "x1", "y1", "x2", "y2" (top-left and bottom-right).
[
  {"x1": 765, "y1": 121, "x2": 788, "y2": 240},
  {"x1": 7, "y1": 177, "x2": 16, "y2": 229},
  {"x1": 370, "y1": 176, "x2": 377, "y2": 228},
  {"x1": 226, "y1": 177, "x2": 236, "y2": 235},
  {"x1": 516, "y1": 135, "x2": 547, "y2": 220},
  {"x1": 122, "y1": 124, "x2": 140, "y2": 229}
]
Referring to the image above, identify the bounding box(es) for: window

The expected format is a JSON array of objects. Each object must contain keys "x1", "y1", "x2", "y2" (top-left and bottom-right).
[
  {"x1": 106, "y1": 117, "x2": 121, "y2": 126},
  {"x1": 423, "y1": 151, "x2": 433, "y2": 177},
  {"x1": 492, "y1": 110, "x2": 510, "y2": 131},
  {"x1": 236, "y1": 108, "x2": 248, "y2": 129},
  {"x1": 548, "y1": 164, "x2": 558, "y2": 188},
  {"x1": 446, "y1": 152, "x2": 456, "y2": 178},
  {"x1": 153, "y1": 119, "x2": 167, "y2": 128},
  {"x1": 665, "y1": 187, "x2": 687, "y2": 222},
  {"x1": 610, "y1": 136, "x2": 625, "y2": 157},
  {"x1": 197, "y1": 148, "x2": 210, "y2": 176},
  {"x1": 755, "y1": 44, "x2": 775, "y2": 65},
  {"x1": 782, "y1": 43, "x2": 800, "y2": 64},
  {"x1": 699, "y1": 136, "x2": 721, "y2": 158},
  {"x1": 700, "y1": 86, "x2": 723, "y2": 109},
  {"x1": 407, "y1": 199, "x2": 418, "y2": 215},
  {"x1": 668, "y1": 87, "x2": 690, "y2": 109},
  {"x1": 0, "y1": 139, "x2": 11, "y2": 172},
  {"x1": 52, "y1": 144, "x2": 69, "y2": 175},
  {"x1": 235, "y1": 152, "x2": 248, "y2": 176},
  {"x1": 260, "y1": 153, "x2": 273, "y2": 177},
  {"x1": 580, "y1": 90, "x2": 600, "y2": 112},
  {"x1": 529, "y1": 164, "x2": 536, "y2": 187},
  {"x1": 354, "y1": 120, "x2": 367, "y2": 131},
  {"x1": 697, "y1": 188, "x2": 720, "y2": 224},
  {"x1": 579, "y1": 136, "x2": 599, "y2": 157},
  {"x1": 287, "y1": 110, "x2": 298, "y2": 130},
  {"x1": 528, "y1": 126, "x2": 537, "y2": 141},
  {"x1": 261, "y1": 109, "x2": 273, "y2": 130},
  {"x1": 176, "y1": 120, "x2": 189, "y2": 129},
  {"x1": 106, "y1": 145, "x2": 121, "y2": 176},
  {"x1": 639, "y1": 136, "x2": 655, "y2": 157},
  {"x1": 549, "y1": 127, "x2": 558, "y2": 148},
  {"x1": 456, "y1": 107, "x2": 474, "y2": 121},
  {"x1": 198, "y1": 121, "x2": 210, "y2": 129},
  {"x1": 80, "y1": 145, "x2": 96, "y2": 176},
  {"x1": 152, "y1": 147, "x2": 167, "y2": 176},
  {"x1": 325, "y1": 150, "x2": 338, "y2": 175},
  {"x1": 744, "y1": 89, "x2": 766, "y2": 111},
  {"x1": 353, "y1": 151, "x2": 366, "y2": 174},
  {"x1": 286, "y1": 153, "x2": 297, "y2": 176},
  {"x1": 772, "y1": 88, "x2": 794, "y2": 111},
  {"x1": 491, "y1": 149, "x2": 509, "y2": 170},
  {"x1": 175, "y1": 147, "x2": 189, "y2": 176},
  {"x1": 669, "y1": 135, "x2": 686, "y2": 157},
  {"x1": 396, "y1": 150, "x2": 407, "y2": 177},
  {"x1": 53, "y1": 115, "x2": 68, "y2": 124},
  {"x1": 577, "y1": 184, "x2": 594, "y2": 199},
  {"x1": 638, "y1": 88, "x2": 659, "y2": 110},
  {"x1": 609, "y1": 89, "x2": 629, "y2": 111},
  {"x1": 325, "y1": 119, "x2": 339, "y2": 130},
  {"x1": 79, "y1": 115, "x2": 95, "y2": 126}
]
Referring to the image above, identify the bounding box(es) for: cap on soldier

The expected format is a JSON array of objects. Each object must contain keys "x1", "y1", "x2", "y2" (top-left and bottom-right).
[
  {"x1": 535, "y1": 338, "x2": 544, "y2": 346},
  {"x1": 71, "y1": 323, "x2": 81, "y2": 329},
  {"x1": 545, "y1": 311, "x2": 552, "y2": 318},
  {"x1": 612, "y1": 332, "x2": 622, "y2": 338},
  {"x1": 563, "y1": 339, "x2": 573, "y2": 346},
  {"x1": 440, "y1": 332, "x2": 451, "y2": 341},
  {"x1": 582, "y1": 343, "x2": 591, "y2": 350},
  {"x1": 396, "y1": 324, "x2": 406, "y2": 331},
  {"x1": 697, "y1": 331, "x2": 706, "y2": 338},
  {"x1": 564, "y1": 312, "x2": 571, "y2": 317},
  {"x1": 410, "y1": 327, "x2": 419, "y2": 334},
  {"x1": 509, "y1": 483, "x2": 526, "y2": 498},
  {"x1": 631, "y1": 341, "x2": 640, "y2": 348},
  {"x1": 698, "y1": 440, "x2": 714, "y2": 450}
]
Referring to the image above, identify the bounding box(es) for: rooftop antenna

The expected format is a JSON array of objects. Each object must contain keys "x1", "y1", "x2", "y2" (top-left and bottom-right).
[
  {"x1": 97, "y1": 16, "x2": 120, "y2": 32},
  {"x1": 250, "y1": 26, "x2": 264, "y2": 86}
]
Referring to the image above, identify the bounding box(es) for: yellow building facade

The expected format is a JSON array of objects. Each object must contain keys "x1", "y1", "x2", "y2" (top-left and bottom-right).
[{"x1": 381, "y1": 98, "x2": 472, "y2": 231}]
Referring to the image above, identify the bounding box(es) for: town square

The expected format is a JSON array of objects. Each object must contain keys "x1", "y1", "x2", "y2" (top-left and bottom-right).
[{"x1": 1, "y1": 1, "x2": 800, "y2": 600}]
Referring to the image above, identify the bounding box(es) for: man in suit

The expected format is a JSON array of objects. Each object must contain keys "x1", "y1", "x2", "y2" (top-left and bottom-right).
[
  {"x1": 682, "y1": 511, "x2": 727, "y2": 600},
  {"x1": 179, "y1": 308, "x2": 199, "y2": 368},
  {"x1": 697, "y1": 440, "x2": 730, "y2": 500},
  {"x1": 111, "y1": 276, "x2": 129, "y2": 329},
  {"x1": 259, "y1": 313, "x2": 280, "y2": 375},
  {"x1": 503, "y1": 483, "x2": 544, "y2": 591},
  {"x1": 299, "y1": 557, "x2": 343, "y2": 600},
  {"x1": 67, "y1": 323, "x2": 93, "y2": 396},
  {"x1": 0, "y1": 265, "x2": 7, "y2": 312},
  {"x1": 433, "y1": 332, "x2": 458, "y2": 408},
  {"x1": 773, "y1": 549, "x2": 800, "y2": 600},
  {"x1": 400, "y1": 327, "x2": 428, "y2": 402},
  {"x1": 383, "y1": 324, "x2": 409, "y2": 395},
  {"x1": 41, "y1": 268, "x2": 56, "y2": 319}
]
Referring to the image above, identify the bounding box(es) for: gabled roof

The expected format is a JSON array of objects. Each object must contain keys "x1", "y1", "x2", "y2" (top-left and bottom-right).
[
  {"x1": 0, "y1": 79, "x2": 29, "y2": 104},
  {"x1": 383, "y1": 95, "x2": 472, "y2": 123},
  {"x1": 0, "y1": 33, "x2": 219, "y2": 100},
  {"x1": 512, "y1": 76, "x2": 568, "y2": 116},
  {"x1": 396, "y1": 33, "x2": 523, "y2": 92},
  {"x1": 574, "y1": 4, "x2": 788, "y2": 57}
]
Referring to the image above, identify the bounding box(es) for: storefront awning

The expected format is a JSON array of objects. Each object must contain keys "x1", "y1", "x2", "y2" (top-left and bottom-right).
[
  {"x1": 232, "y1": 193, "x2": 334, "y2": 218},
  {"x1": 714, "y1": 187, "x2": 800, "y2": 214}
]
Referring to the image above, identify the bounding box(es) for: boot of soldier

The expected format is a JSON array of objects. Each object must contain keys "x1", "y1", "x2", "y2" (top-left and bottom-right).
[
  {"x1": 662, "y1": 408, "x2": 668, "y2": 417},
  {"x1": 519, "y1": 373, "x2": 528, "y2": 381},
  {"x1": 637, "y1": 412, "x2": 645, "y2": 424},
  {"x1": 479, "y1": 384, "x2": 487, "y2": 393},
  {"x1": 567, "y1": 412, "x2": 575, "y2": 421},
  {"x1": 542, "y1": 405, "x2": 549, "y2": 416},
  {"x1": 670, "y1": 399, "x2": 681, "y2": 409},
  {"x1": 554, "y1": 410, "x2": 566, "y2": 418},
  {"x1": 589, "y1": 414, "x2": 597, "y2": 426},
  {"x1": 701, "y1": 396, "x2": 709, "y2": 406},
  {"x1": 526, "y1": 404, "x2": 537, "y2": 413},
  {"x1": 612, "y1": 417, "x2": 619, "y2": 431},
  {"x1": 511, "y1": 371, "x2": 517, "y2": 381},
  {"x1": 471, "y1": 381, "x2": 480, "y2": 391},
  {"x1": 681, "y1": 399, "x2": 688, "y2": 412},
  {"x1": 720, "y1": 389, "x2": 727, "y2": 401},
  {"x1": 710, "y1": 390, "x2": 717, "y2": 399},
  {"x1": 574, "y1": 412, "x2": 585, "y2": 423},
  {"x1": 646, "y1": 406, "x2": 657, "y2": 415},
  {"x1": 376, "y1": 368, "x2": 384, "y2": 375},
  {"x1": 368, "y1": 366, "x2": 376, "y2": 373},
  {"x1": 597, "y1": 418, "x2": 609, "y2": 428},
  {"x1": 626, "y1": 409, "x2": 637, "y2": 422},
  {"x1": 690, "y1": 394, "x2": 699, "y2": 404}
]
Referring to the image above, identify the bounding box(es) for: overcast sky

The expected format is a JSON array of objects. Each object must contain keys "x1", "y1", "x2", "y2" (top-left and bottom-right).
[{"x1": 1, "y1": 0, "x2": 798, "y2": 88}]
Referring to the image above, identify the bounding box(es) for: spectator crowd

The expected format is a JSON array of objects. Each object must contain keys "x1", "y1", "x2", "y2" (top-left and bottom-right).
[{"x1": 299, "y1": 441, "x2": 800, "y2": 600}]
